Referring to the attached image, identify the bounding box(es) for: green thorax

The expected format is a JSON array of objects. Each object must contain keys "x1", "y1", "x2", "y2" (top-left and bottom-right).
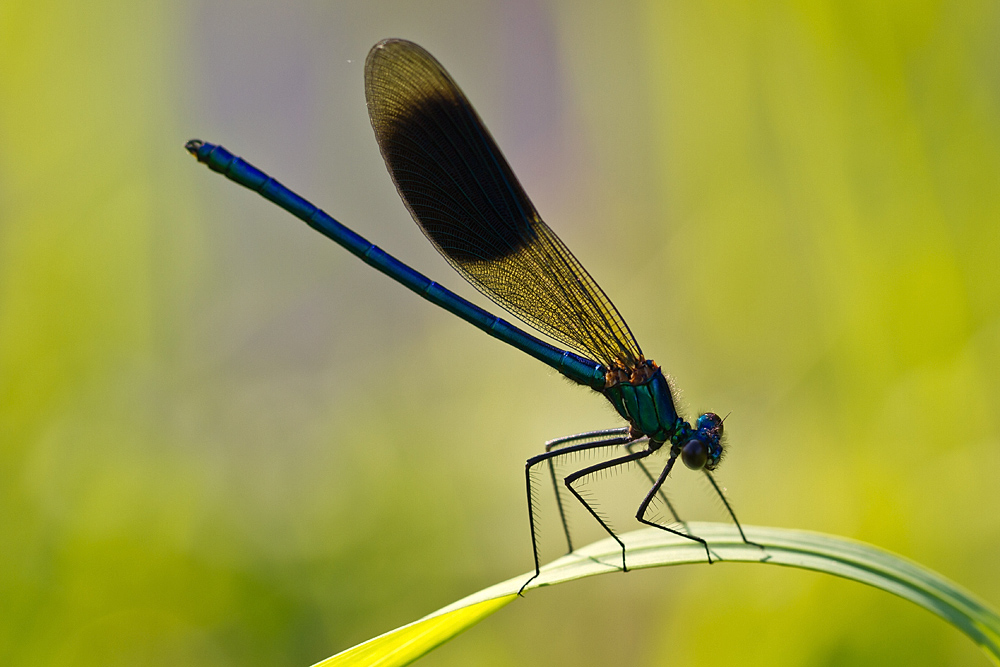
[{"x1": 602, "y1": 360, "x2": 685, "y2": 444}]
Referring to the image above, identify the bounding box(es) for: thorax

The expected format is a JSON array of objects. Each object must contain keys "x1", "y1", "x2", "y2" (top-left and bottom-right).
[{"x1": 601, "y1": 359, "x2": 684, "y2": 445}]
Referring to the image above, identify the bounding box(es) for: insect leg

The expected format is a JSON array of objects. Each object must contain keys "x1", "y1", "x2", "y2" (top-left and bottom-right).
[
  {"x1": 520, "y1": 432, "x2": 633, "y2": 595},
  {"x1": 545, "y1": 427, "x2": 630, "y2": 553},
  {"x1": 636, "y1": 451, "x2": 713, "y2": 562},
  {"x1": 625, "y1": 440, "x2": 682, "y2": 523},
  {"x1": 562, "y1": 446, "x2": 657, "y2": 574},
  {"x1": 703, "y1": 471, "x2": 766, "y2": 553}
]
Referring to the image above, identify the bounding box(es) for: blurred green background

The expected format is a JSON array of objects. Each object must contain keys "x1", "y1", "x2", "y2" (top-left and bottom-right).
[{"x1": 3, "y1": 1, "x2": 1000, "y2": 665}]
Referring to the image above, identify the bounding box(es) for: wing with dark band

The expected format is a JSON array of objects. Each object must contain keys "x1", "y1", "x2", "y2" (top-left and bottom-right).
[{"x1": 364, "y1": 38, "x2": 642, "y2": 370}]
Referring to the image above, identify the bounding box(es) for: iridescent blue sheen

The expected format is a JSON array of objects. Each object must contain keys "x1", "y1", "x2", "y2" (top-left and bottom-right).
[
  {"x1": 602, "y1": 364, "x2": 681, "y2": 444},
  {"x1": 185, "y1": 38, "x2": 759, "y2": 594}
]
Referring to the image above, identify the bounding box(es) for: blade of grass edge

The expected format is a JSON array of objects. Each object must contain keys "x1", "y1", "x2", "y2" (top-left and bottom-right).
[{"x1": 312, "y1": 522, "x2": 1000, "y2": 667}]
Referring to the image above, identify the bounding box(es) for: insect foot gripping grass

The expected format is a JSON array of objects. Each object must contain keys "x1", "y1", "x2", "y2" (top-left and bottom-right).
[{"x1": 312, "y1": 523, "x2": 1000, "y2": 667}]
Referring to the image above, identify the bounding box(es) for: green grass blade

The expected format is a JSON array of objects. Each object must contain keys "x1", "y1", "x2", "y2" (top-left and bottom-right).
[
  {"x1": 314, "y1": 523, "x2": 1000, "y2": 666},
  {"x1": 311, "y1": 594, "x2": 516, "y2": 667}
]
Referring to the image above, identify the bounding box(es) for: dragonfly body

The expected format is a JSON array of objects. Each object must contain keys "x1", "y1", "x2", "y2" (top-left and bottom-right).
[
  {"x1": 186, "y1": 140, "x2": 607, "y2": 390},
  {"x1": 187, "y1": 38, "x2": 757, "y2": 593},
  {"x1": 187, "y1": 140, "x2": 708, "y2": 449}
]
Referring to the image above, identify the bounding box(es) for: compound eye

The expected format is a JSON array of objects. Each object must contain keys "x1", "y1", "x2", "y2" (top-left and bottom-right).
[
  {"x1": 681, "y1": 439, "x2": 708, "y2": 470},
  {"x1": 704, "y1": 442, "x2": 724, "y2": 471},
  {"x1": 696, "y1": 412, "x2": 723, "y2": 435}
]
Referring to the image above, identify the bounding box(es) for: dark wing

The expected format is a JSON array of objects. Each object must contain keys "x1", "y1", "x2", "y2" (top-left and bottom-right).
[{"x1": 364, "y1": 38, "x2": 642, "y2": 370}]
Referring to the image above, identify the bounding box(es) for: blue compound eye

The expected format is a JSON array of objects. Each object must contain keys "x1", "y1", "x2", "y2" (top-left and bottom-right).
[
  {"x1": 704, "y1": 441, "x2": 724, "y2": 471},
  {"x1": 696, "y1": 412, "x2": 723, "y2": 435},
  {"x1": 681, "y1": 438, "x2": 708, "y2": 470}
]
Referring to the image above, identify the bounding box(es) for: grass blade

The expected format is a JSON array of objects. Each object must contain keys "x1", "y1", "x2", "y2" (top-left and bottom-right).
[{"x1": 314, "y1": 523, "x2": 1000, "y2": 666}]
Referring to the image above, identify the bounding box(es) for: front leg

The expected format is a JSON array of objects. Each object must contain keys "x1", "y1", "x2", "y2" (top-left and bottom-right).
[
  {"x1": 704, "y1": 471, "x2": 766, "y2": 554},
  {"x1": 625, "y1": 439, "x2": 682, "y2": 524},
  {"x1": 635, "y1": 450, "x2": 713, "y2": 562}
]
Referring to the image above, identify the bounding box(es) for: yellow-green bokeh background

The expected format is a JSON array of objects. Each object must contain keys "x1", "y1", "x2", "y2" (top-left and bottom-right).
[{"x1": 3, "y1": 1, "x2": 1000, "y2": 665}]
